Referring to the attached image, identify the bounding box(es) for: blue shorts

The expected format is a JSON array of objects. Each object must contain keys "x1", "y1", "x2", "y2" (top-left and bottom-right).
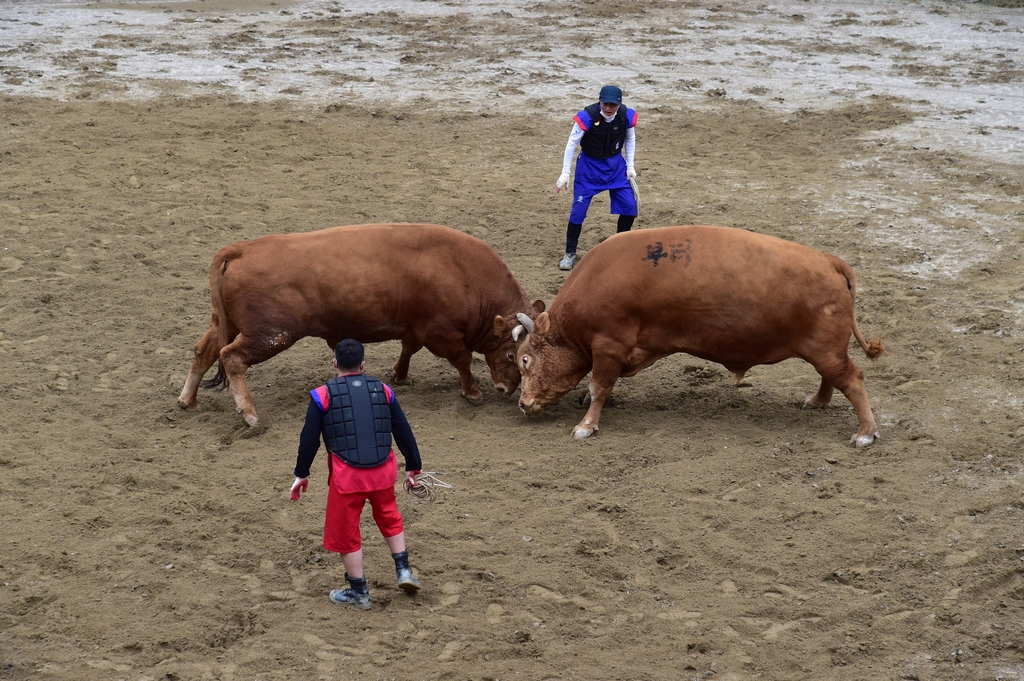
[{"x1": 568, "y1": 153, "x2": 637, "y2": 223}]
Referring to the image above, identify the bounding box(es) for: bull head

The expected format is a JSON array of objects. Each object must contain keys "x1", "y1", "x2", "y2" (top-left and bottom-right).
[
  {"x1": 516, "y1": 311, "x2": 583, "y2": 415},
  {"x1": 488, "y1": 301, "x2": 545, "y2": 394}
]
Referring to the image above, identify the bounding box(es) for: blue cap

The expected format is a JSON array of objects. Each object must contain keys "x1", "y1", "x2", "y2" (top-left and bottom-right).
[{"x1": 599, "y1": 85, "x2": 622, "y2": 105}]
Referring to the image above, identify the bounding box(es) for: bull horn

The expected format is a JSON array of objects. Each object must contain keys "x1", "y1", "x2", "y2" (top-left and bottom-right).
[
  {"x1": 516, "y1": 313, "x2": 535, "y2": 333},
  {"x1": 512, "y1": 325, "x2": 525, "y2": 342}
]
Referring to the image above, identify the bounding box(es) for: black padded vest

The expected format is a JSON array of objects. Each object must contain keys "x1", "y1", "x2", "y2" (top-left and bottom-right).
[
  {"x1": 580, "y1": 103, "x2": 628, "y2": 159},
  {"x1": 321, "y1": 375, "x2": 392, "y2": 468}
]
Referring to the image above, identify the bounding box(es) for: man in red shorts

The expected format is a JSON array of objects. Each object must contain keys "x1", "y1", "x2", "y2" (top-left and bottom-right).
[{"x1": 289, "y1": 339, "x2": 423, "y2": 610}]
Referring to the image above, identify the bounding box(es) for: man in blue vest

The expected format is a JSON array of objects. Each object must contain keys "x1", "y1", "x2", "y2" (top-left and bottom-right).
[
  {"x1": 290, "y1": 339, "x2": 423, "y2": 610},
  {"x1": 554, "y1": 84, "x2": 639, "y2": 270}
]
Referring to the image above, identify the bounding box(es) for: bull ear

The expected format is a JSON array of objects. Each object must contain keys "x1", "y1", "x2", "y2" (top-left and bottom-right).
[
  {"x1": 493, "y1": 315, "x2": 510, "y2": 337},
  {"x1": 532, "y1": 299, "x2": 546, "y2": 314},
  {"x1": 535, "y1": 311, "x2": 551, "y2": 338}
]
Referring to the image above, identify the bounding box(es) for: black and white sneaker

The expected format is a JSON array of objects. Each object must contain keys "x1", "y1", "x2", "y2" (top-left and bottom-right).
[
  {"x1": 397, "y1": 566, "x2": 420, "y2": 592},
  {"x1": 329, "y1": 587, "x2": 371, "y2": 609}
]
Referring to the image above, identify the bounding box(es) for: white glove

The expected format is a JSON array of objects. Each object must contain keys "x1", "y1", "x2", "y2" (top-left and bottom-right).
[
  {"x1": 290, "y1": 477, "x2": 308, "y2": 500},
  {"x1": 555, "y1": 173, "x2": 570, "y2": 193},
  {"x1": 626, "y1": 166, "x2": 637, "y2": 181}
]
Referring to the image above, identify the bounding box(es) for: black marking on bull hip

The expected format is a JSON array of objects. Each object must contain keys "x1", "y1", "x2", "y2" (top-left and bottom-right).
[
  {"x1": 645, "y1": 242, "x2": 668, "y2": 267},
  {"x1": 645, "y1": 240, "x2": 692, "y2": 268},
  {"x1": 670, "y1": 240, "x2": 692, "y2": 268}
]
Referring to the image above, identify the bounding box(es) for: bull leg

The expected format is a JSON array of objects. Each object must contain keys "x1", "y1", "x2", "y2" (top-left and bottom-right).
[
  {"x1": 220, "y1": 332, "x2": 295, "y2": 426},
  {"x1": 802, "y1": 377, "x2": 835, "y2": 409},
  {"x1": 451, "y1": 347, "x2": 484, "y2": 405},
  {"x1": 391, "y1": 340, "x2": 423, "y2": 386},
  {"x1": 578, "y1": 348, "x2": 660, "y2": 414},
  {"x1": 573, "y1": 352, "x2": 625, "y2": 439},
  {"x1": 178, "y1": 324, "x2": 223, "y2": 411},
  {"x1": 812, "y1": 357, "x2": 878, "y2": 448},
  {"x1": 219, "y1": 341, "x2": 258, "y2": 426},
  {"x1": 442, "y1": 345, "x2": 484, "y2": 405},
  {"x1": 418, "y1": 328, "x2": 485, "y2": 404},
  {"x1": 422, "y1": 338, "x2": 483, "y2": 404}
]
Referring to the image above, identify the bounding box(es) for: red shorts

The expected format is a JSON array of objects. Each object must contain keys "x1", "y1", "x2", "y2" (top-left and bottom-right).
[{"x1": 323, "y1": 461, "x2": 404, "y2": 554}]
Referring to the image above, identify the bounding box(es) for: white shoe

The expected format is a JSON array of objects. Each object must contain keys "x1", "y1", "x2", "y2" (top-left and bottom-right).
[{"x1": 558, "y1": 253, "x2": 576, "y2": 270}]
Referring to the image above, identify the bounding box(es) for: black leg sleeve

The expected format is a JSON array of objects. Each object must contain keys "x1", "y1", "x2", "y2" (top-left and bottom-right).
[
  {"x1": 565, "y1": 221, "x2": 583, "y2": 254},
  {"x1": 617, "y1": 214, "x2": 635, "y2": 233}
]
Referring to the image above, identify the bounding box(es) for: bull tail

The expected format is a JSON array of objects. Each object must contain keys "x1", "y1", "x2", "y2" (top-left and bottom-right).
[
  {"x1": 200, "y1": 363, "x2": 227, "y2": 390},
  {"x1": 836, "y1": 257, "x2": 884, "y2": 360},
  {"x1": 200, "y1": 251, "x2": 236, "y2": 390}
]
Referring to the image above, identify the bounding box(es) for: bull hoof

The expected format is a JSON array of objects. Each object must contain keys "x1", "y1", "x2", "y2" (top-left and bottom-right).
[
  {"x1": 178, "y1": 399, "x2": 199, "y2": 412},
  {"x1": 243, "y1": 413, "x2": 259, "y2": 427},
  {"x1": 463, "y1": 393, "x2": 484, "y2": 406},
  {"x1": 392, "y1": 376, "x2": 412, "y2": 386},
  {"x1": 851, "y1": 431, "x2": 879, "y2": 448},
  {"x1": 802, "y1": 395, "x2": 828, "y2": 409},
  {"x1": 572, "y1": 425, "x2": 596, "y2": 439}
]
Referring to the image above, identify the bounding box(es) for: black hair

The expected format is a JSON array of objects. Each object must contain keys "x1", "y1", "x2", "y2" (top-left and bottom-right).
[{"x1": 334, "y1": 339, "x2": 365, "y2": 371}]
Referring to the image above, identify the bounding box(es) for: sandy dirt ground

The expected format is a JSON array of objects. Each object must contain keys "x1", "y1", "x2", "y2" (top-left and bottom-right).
[{"x1": 2, "y1": 1, "x2": 1024, "y2": 680}]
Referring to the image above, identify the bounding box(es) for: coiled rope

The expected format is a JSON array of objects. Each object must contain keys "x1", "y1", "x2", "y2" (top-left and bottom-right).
[{"x1": 403, "y1": 472, "x2": 453, "y2": 504}]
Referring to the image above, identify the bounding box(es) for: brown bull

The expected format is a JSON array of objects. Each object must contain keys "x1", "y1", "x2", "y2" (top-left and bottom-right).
[
  {"x1": 515, "y1": 225, "x2": 884, "y2": 447},
  {"x1": 179, "y1": 223, "x2": 543, "y2": 426}
]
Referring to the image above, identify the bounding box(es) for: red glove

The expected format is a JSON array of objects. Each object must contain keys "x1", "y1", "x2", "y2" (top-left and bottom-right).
[
  {"x1": 406, "y1": 470, "x2": 422, "y2": 488},
  {"x1": 290, "y1": 477, "x2": 308, "y2": 500}
]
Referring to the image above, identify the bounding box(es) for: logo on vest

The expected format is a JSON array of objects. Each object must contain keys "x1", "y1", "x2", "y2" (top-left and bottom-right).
[{"x1": 351, "y1": 380, "x2": 363, "y2": 387}]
